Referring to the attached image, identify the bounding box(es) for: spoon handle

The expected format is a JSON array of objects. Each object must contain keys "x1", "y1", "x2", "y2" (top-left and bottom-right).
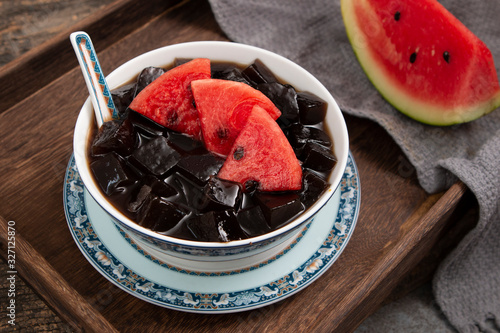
[{"x1": 70, "y1": 31, "x2": 118, "y2": 128}]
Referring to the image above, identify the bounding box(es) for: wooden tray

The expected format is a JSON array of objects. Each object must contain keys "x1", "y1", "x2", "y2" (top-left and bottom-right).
[{"x1": 0, "y1": 0, "x2": 477, "y2": 331}]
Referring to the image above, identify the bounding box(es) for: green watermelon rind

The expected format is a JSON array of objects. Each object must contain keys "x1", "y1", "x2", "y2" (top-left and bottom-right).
[{"x1": 341, "y1": 0, "x2": 500, "y2": 126}]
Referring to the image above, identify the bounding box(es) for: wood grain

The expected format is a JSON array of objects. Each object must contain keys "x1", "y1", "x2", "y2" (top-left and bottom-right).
[
  {"x1": 317, "y1": 181, "x2": 468, "y2": 332},
  {"x1": 0, "y1": 0, "x2": 475, "y2": 331},
  {"x1": 0, "y1": 0, "x2": 114, "y2": 66},
  {"x1": 0, "y1": 0, "x2": 184, "y2": 113},
  {"x1": 0, "y1": 216, "x2": 118, "y2": 332}
]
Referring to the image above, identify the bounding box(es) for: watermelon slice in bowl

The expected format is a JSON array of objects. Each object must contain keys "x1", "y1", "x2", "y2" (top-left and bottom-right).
[
  {"x1": 218, "y1": 105, "x2": 302, "y2": 192},
  {"x1": 129, "y1": 58, "x2": 211, "y2": 140},
  {"x1": 73, "y1": 41, "x2": 349, "y2": 261},
  {"x1": 191, "y1": 78, "x2": 281, "y2": 156},
  {"x1": 341, "y1": 0, "x2": 500, "y2": 125}
]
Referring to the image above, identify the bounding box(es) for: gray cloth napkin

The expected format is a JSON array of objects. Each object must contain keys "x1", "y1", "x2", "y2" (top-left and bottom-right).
[{"x1": 207, "y1": 0, "x2": 500, "y2": 332}]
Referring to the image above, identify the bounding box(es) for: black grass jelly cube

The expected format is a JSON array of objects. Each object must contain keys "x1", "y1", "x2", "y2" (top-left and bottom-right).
[
  {"x1": 91, "y1": 118, "x2": 137, "y2": 157},
  {"x1": 164, "y1": 172, "x2": 206, "y2": 210},
  {"x1": 90, "y1": 153, "x2": 135, "y2": 196},
  {"x1": 300, "y1": 170, "x2": 329, "y2": 207},
  {"x1": 176, "y1": 153, "x2": 225, "y2": 185},
  {"x1": 186, "y1": 213, "x2": 220, "y2": 242},
  {"x1": 166, "y1": 131, "x2": 206, "y2": 154},
  {"x1": 286, "y1": 124, "x2": 332, "y2": 160},
  {"x1": 254, "y1": 192, "x2": 305, "y2": 229},
  {"x1": 237, "y1": 205, "x2": 271, "y2": 237},
  {"x1": 134, "y1": 66, "x2": 165, "y2": 96},
  {"x1": 202, "y1": 176, "x2": 243, "y2": 211},
  {"x1": 187, "y1": 210, "x2": 245, "y2": 242},
  {"x1": 129, "y1": 136, "x2": 180, "y2": 177},
  {"x1": 242, "y1": 59, "x2": 278, "y2": 86},
  {"x1": 211, "y1": 63, "x2": 250, "y2": 85},
  {"x1": 257, "y1": 82, "x2": 299, "y2": 127},
  {"x1": 297, "y1": 91, "x2": 327, "y2": 125},
  {"x1": 128, "y1": 110, "x2": 167, "y2": 138},
  {"x1": 300, "y1": 142, "x2": 336, "y2": 172},
  {"x1": 137, "y1": 197, "x2": 187, "y2": 232},
  {"x1": 111, "y1": 83, "x2": 136, "y2": 118}
]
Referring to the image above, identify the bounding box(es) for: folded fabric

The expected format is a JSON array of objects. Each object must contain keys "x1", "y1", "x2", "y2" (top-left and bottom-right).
[{"x1": 208, "y1": 0, "x2": 500, "y2": 332}]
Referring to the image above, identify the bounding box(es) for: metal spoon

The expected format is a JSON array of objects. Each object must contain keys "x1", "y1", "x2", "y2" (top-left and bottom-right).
[{"x1": 70, "y1": 31, "x2": 118, "y2": 128}]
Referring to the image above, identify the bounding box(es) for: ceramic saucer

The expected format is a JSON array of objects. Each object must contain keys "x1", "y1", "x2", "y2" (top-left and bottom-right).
[{"x1": 64, "y1": 151, "x2": 360, "y2": 313}]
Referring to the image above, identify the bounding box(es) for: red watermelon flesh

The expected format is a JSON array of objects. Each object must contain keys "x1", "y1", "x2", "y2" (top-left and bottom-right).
[
  {"x1": 341, "y1": 0, "x2": 500, "y2": 125},
  {"x1": 217, "y1": 105, "x2": 302, "y2": 192},
  {"x1": 191, "y1": 79, "x2": 281, "y2": 156},
  {"x1": 129, "y1": 58, "x2": 211, "y2": 140}
]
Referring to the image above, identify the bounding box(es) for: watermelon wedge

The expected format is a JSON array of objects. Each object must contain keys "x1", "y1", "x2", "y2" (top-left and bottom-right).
[
  {"x1": 191, "y1": 79, "x2": 281, "y2": 156},
  {"x1": 217, "y1": 105, "x2": 302, "y2": 192},
  {"x1": 129, "y1": 58, "x2": 211, "y2": 140},
  {"x1": 341, "y1": 0, "x2": 500, "y2": 125}
]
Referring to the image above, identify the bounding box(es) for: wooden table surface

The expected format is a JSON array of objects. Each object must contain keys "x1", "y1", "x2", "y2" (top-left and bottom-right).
[
  {"x1": 0, "y1": 0, "x2": 478, "y2": 331},
  {"x1": 1, "y1": 1, "x2": 115, "y2": 330}
]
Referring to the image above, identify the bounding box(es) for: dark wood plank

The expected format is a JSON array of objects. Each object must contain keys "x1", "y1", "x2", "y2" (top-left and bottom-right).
[
  {"x1": 384, "y1": 188, "x2": 478, "y2": 305},
  {"x1": 0, "y1": 216, "x2": 118, "y2": 332},
  {"x1": 0, "y1": 258, "x2": 70, "y2": 331},
  {"x1": 317, "y1": 182, "x2": 468, "y2": 332}
]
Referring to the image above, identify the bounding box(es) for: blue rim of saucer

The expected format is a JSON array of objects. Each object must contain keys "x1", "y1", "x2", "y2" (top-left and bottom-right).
[{"x1": 63, "y1": 151, "x2": 360, "y2": 313}]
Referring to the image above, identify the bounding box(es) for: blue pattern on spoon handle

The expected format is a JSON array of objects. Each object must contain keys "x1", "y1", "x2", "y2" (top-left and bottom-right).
[{"x1": 70, "y1": 31, "x2": 118, "y2": 127}]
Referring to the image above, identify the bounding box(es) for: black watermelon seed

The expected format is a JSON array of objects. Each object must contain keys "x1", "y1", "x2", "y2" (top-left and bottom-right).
[
  {"x1": 394, "y1": 11, "x2": 401, "y2": 21},
  {"x1": 233, "y1": 146, "x2": 245, "y2": 160},
  {"x1": 443, "y1": 51, "x2": 450, "y2": 63},
  {"x1": 244, "y1": 179, "x2": 259, "y2": 192},
  {"x1": 216, "y1": 127, "x2": 229, "y2": 139},
  {"x1": 410, "y1": 52, "x2": 417, "y2": 63},
  {"x1": 168, "y1": 111, "x2": 178, "y2": 125}
]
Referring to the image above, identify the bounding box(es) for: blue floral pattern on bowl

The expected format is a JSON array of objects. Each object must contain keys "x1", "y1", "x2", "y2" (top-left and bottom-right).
[{"x1": 64, "y1": 151, "x2": 360, "y2": 312}]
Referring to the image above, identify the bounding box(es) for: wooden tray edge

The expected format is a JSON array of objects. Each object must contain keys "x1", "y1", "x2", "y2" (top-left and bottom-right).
[
  {"x1": 0, "y1": 216, "x2": 118, "y2": 332},
  {"x1": 321, "y1": 181, "x2": 471, "y2": 332},
  {"x1": 0, "y1": 0, "x2": 476, "y2": 329},
  {"x1": 0, "y1": 0, "x2": 184, "y2": 113}
]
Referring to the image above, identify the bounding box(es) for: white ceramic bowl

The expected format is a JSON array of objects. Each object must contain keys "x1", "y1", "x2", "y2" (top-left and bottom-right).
[{"x1": 73, "y1": 41, "x2": 349, "y2": 264}]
